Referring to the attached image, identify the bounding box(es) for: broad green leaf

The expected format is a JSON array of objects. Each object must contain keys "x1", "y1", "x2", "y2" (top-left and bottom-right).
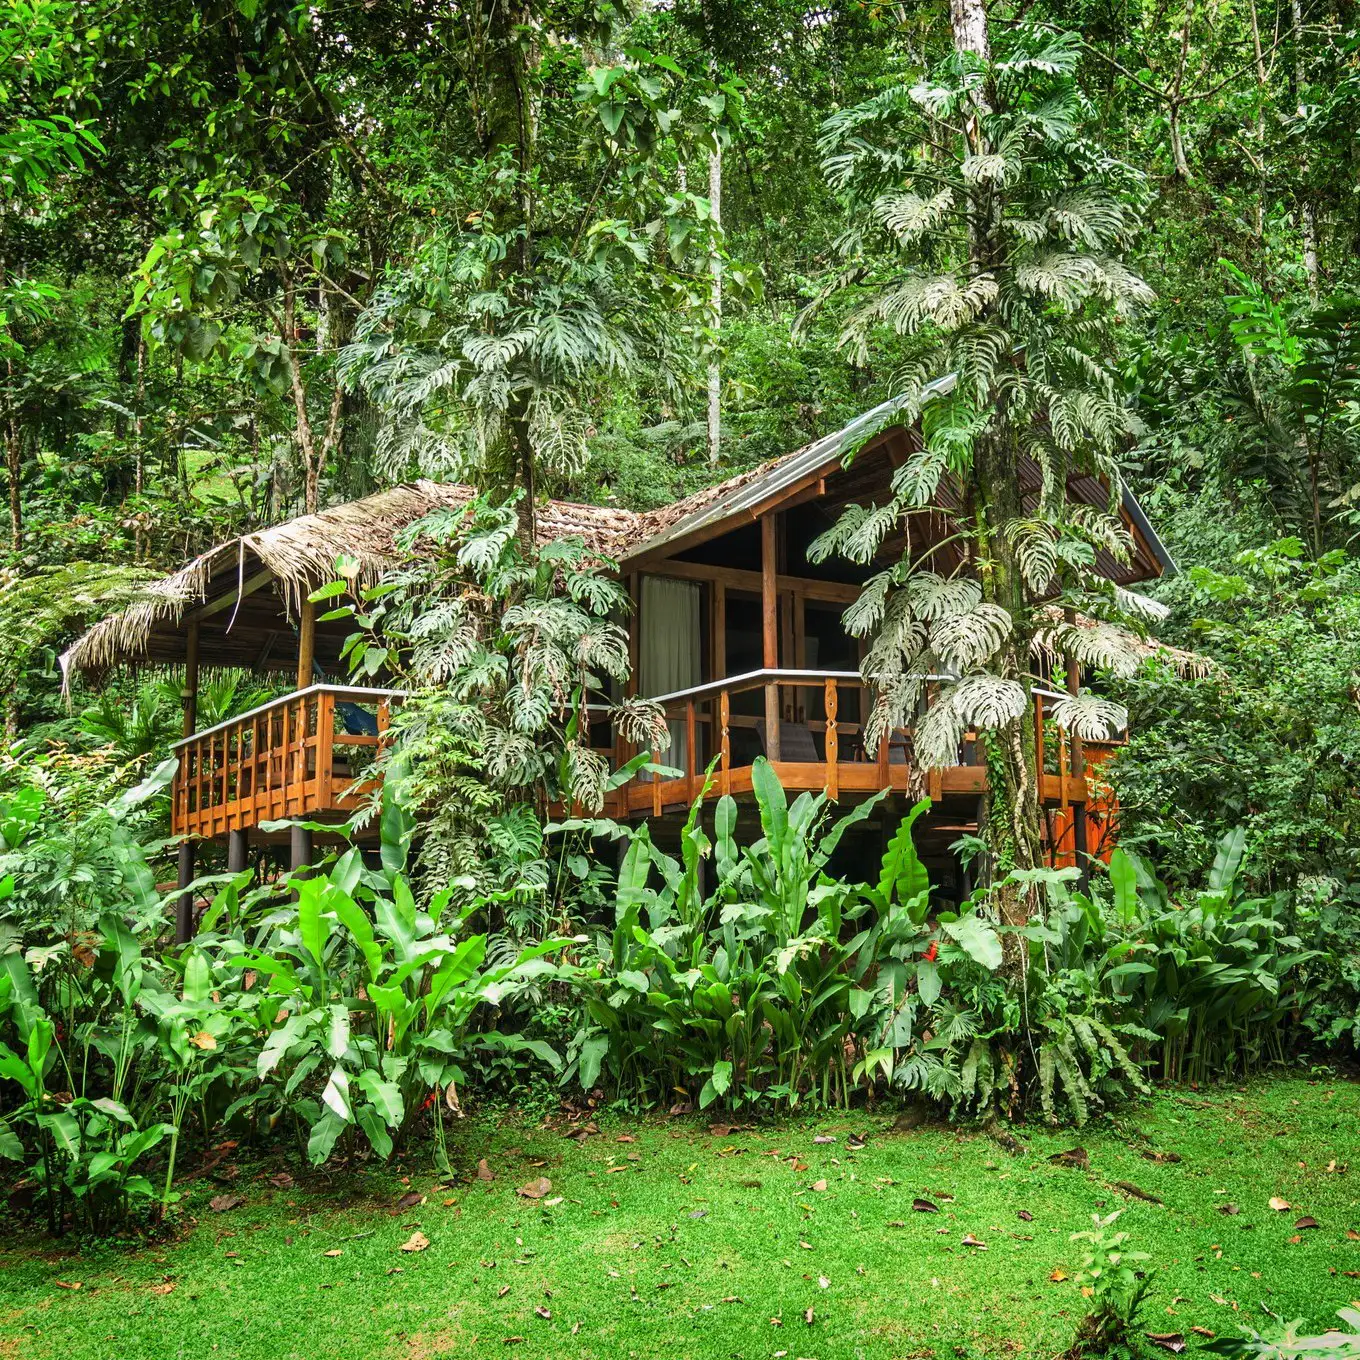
[
  {"x1": 325, "y1": 1003, "x2": 350, "y2": 1060},
  {"x1": 307, "y1": 1110, "x2": 345, "y2": 1165},
  {"x1": 356, "y1": 1070, "x2": 404, "y2": 1129},
  {"x1": 579, "y1": 1034, "x2": 609, "y2": 1089},
  {"x1": 321, "y1": 1064, "x2": 351, "y2": 1122},
  {"x1": 942, "y1": 915, "x2": 1004, "y2": 971}
]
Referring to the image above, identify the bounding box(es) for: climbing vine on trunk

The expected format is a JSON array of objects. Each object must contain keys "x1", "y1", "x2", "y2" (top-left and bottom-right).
[{"x1": 807, "y1": 20, "x2": 1164, "y2": 921}]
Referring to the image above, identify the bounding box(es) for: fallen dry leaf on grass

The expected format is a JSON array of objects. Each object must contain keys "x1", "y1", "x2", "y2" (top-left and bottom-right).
[
  {"x1": 400, "y1": 1231, "x2": 430, "y2": 1253},
  {"x1": 323, "y1": 1249, "x2": 343, "y2": 1258},
  {"x1": 149, "y1": 1281, "x2": 175, "y2": 1295},
  {"x1": 394, "y1": 1191, "x2": 424, "y2": 1211},
  {"x1": 477, "y1": 1159, "x2": 495, "y2": 1181},
  {"x1": 209, "y1": 1193, "x2": 245, "y2": 1213},
  {"x1": 535, "y1": 1305, "x2": 552, "y2": 1320},
  {"x1": 269, "y1": 1172, "x2": 294, "y2": 1189},
  {"x1": 1049, "y1": 1269, "x2": 1068, "y2": 1282},
  {"x1": 1145, "y1": 1332, "x2": 1186, "y2": 1352},
  {"x1": 516, "y1": 1177, "x2": 552, "y2": 1199},
  {"x1": 960, "y1": 1235, "x2": 987, "y2": 1249},
  {"x1": 810, "y1": 1179, "x2": 827, "y2": 1192},
  {"x1": 1269, "y1": 1196, "x2": 1291, "y2": 1211},
  {"x1": 813, "y1": 1135, "x2": 836, "y2": 1145},
  {"x1": 1294, "y1": 1215, "x2": 1320, "y2": 1229},
  {"x1": 1218, "y1": 1204, "x2": 1240, "y2": 1215},
  {"x1": 53, "y1": 1281, "x2": 81, "y2": 1290},
  {"x1": 1018, "y1": 1210, "x2": 1034, "y2": 1222},
  {"x1": 804, "y1": 1306, "x2": 815, "y2": 1325},
  {"x1": 1347, "y1": 1229, "x2": 1360, "y2": 1241}
]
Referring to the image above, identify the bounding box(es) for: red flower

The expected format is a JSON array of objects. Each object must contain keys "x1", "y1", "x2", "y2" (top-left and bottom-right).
[
  {"x1": 421, "y1": 1090, "x2": 438, "y2": 1112},
  {"x1": 922, "y1": 940, "x2": 939, "y2": 964}
]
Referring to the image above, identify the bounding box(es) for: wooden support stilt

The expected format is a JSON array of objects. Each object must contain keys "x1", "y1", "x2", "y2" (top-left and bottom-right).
[
  {"x1": 290, "y1": 825, "x2": 313, "y2": 875},
  {"x1": 175, "y1": 840, "x2": 196, "y2": 943},
  {"x1": 227, "y1": 829, "x2": 249, "y2": 875}
]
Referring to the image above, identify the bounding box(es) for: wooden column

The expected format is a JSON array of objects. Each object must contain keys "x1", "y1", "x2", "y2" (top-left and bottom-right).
[
  {"x1": 296, "y1": 596, "x2": 316, "y2": 691},
  {"x1": 182, "y1": 620, "x2": 200, "y2": 737},
  {"x1": 761, "y1": 513, "x2": 780, "y2": 760},
  {"x1": 1064, "y1": 607, "x2": 1089, "y2": 890},
  {"x1": 621, "y1": 573, "x2": 639, "y2": 769},
  {"x1": 711, "y1": 581, "x2": 726, "y2": 765}
]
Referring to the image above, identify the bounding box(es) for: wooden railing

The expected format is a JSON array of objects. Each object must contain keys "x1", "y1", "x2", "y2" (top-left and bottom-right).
[
  {"x1": 170, "y1": 684, "x2": 401, "y2": 839},
  {"x1": 613, "y1": 669, "x2": 1108, "y2": 816}
]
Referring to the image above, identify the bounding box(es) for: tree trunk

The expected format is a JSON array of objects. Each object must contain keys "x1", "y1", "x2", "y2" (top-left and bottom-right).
[
  {"x1": 1289, "y1": 0, "x2": 1319, "y2": 293},
  {"x1": 948, "y1": 0, "x2": 1043, "y2": 926},
  {"x1": 480, "y1": 0, "x2": 539, "y2": 539},
  {"x1": 4, "y1": 357, "x2": 20, "y2": 551},
  {"x1": 707, "y1": 145, "x2": 722, "y2": 464}
]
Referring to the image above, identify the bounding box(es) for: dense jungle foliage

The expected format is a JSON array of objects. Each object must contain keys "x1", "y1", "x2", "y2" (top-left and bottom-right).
[{"x1": 2, "y1": 0, "x2": 1359, "y2": 1284}]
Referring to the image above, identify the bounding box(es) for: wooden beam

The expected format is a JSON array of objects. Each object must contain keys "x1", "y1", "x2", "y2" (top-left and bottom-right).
[
  {"x1": 186, "y1": 568, "x2": 275, "y2": 623},
  {"x1": 761, "y1": 513, "x2": 780, "y2": 761},
  {"x1": 634, "y1": 556, "x2": 861, "y2": 604},
  {"x1": 182, "y1": 620, "x2": 200, "y2": 738},
  {"x1": 296, "y1": 597, "x2": 316, "y2": 691}
]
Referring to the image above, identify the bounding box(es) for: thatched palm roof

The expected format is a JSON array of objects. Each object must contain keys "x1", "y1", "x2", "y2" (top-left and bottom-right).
[{"x1": 63, "y1": 480, "x2": 645, "y2": 679}]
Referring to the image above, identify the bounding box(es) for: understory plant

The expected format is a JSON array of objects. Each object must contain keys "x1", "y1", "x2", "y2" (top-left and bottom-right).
[
  {"x1": 563, "y1": 763, "x2": 1325, "y2": 1121},
  {"x1": 1067, "y1": 1209, "x2": 1156, "y2": 1358}
]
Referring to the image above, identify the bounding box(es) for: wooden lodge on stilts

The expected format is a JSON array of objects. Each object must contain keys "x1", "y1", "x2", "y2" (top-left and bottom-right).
[{"x1": 62, "y1": 395, "x2": 1193, "y2": 940}]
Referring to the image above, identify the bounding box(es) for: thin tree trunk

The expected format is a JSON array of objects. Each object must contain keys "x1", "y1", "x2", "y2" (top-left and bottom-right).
[
  {"x1": 948, "y1": 0, "x2": 1044, "y2": 926},
  {"x1": 707, "y1": 145, "x2": 722, "y2": 464},
  {"x1": 1290, "y1": 0, "x2": 1319, "y2": 293},
  {"x1": 282, "y1": 271, "x2": 322, "y2": 515},
  {"x1": 4, "y1": 358, "x2": 20, "y2": 550}
]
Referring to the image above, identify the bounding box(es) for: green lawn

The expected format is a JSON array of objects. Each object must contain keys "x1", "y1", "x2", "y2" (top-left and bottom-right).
[{"x1": 2, "y1": 1079, "x2": 1358, "y2": 1360}]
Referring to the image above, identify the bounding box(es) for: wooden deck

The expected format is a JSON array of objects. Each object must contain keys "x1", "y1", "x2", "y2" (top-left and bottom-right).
[
  {"x1": 168, "y1": 671, "x2": 1114, "y2": 858},
  {"x1": 612, "y1": 669, "x2": 1105, "y2": 820},
  {"x1": 170, "y1": 684, "x2": 400, "y2": 840}
]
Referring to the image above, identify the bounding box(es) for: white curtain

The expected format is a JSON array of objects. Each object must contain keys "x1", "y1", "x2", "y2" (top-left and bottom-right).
[{"x1": 640, "y1": 576, "x2": 701, "y2": 774}]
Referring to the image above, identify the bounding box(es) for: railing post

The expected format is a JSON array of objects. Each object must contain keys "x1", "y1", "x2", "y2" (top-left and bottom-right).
[
  {"x1": 719, "y1": 689, "x2": 731, "y2": 796},
  {"x1": 686, "y1": 699, "x2": 696, "y2": 803},
  {"x1": 316, "y1": 690, "x2": 334, "y2": 811},
  {"x1": 652, "y1": 745, "x2": 663, "y2": 817},
  {"x1": 764, "y1": 678, "x2": 781, "y2": 761},
  {"x1": 876, "y1": 715, "x2": 889, "y2": 789},
  {"x1": 824, "y1": 678, "x2": 838, "y2": 800}
]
